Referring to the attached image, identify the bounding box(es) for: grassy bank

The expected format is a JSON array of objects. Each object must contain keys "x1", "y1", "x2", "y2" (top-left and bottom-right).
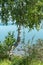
[
  {"x1": 31, "y1": 59, "x2": 43, "y2": 65},
  {"x1": 0, "y1": 59, "x2": 11, "y2": 65},
  {"x1": 0, "y1": 58, "x2": 43, "y2": 65}
]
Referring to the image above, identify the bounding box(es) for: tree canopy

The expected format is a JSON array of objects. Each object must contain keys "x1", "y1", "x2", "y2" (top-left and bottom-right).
[{"x1": 0, "y1": 0, "x2": 43, "y2": 28}]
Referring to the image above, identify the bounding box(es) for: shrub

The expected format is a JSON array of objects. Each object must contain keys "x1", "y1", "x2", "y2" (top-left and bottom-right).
[{"x1": 0, "y1": 32, "x2": 16, "y2": 59}]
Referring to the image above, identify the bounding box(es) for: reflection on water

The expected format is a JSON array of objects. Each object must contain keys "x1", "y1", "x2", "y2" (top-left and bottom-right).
[{"x1": 0, "y1": 23, "x2": 43, "y2": 44}]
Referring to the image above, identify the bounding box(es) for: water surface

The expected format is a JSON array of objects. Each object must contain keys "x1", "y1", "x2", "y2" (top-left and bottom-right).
[{"x1": 0, "y1": 23, "x2": 43, "y2": 44}]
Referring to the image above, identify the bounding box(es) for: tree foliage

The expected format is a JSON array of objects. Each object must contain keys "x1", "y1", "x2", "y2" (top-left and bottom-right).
[
  {"x1": 0, "y1": 32, "x2": 16, "y2": 58},
  {"x1": 0, "y1": 0, "x2": 43, "y2": 28}
]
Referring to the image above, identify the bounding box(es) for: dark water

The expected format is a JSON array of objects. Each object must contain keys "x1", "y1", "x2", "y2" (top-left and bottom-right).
[{"x1": 0, "y1": 22, "x2": 43, "y2": 44}]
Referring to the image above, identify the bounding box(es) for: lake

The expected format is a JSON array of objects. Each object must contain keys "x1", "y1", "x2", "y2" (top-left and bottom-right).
[
  {"x1": 0, "y1": 21, "x2": 43, "y2": 44},
  {"x1": 0, "y1": 21, "x2": 43, "y2": 55}
]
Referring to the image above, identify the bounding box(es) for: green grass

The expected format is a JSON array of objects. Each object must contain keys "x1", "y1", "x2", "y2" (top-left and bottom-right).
[
  {"x1": 0, "y1": 59, "x2": 11, "y2": 65},
  {"x1": 30, "y1": 59, "x2": 43, "y2": 65},
  {"x1": 0, "y1": 58, "x2": 43, "y2": 65}
]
